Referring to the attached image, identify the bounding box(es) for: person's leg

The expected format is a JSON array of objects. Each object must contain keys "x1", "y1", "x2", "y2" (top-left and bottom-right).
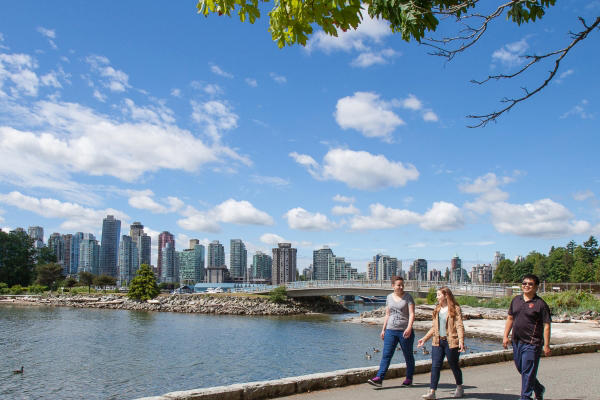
[
  {"x1": 513, "y1": 341, "x2": 523, "y2": 375},
  {"x1": 429, "y1": 344, "x2": 444, "y2": 390},
  {"x1": 445, "y1": 343, "x2": 463, "y2": 385},
  {"x1": 519, "y1": 343, "x2": 541, "y2": 400},
  {"x1": 376, "y1": 330, "x2": 400, "y2": 380},
  {"x1": 398, "y1": 330, "x2": 416, "y2": 379},
  {"x1": 530, "y1": 345, "x2": 544, "y2": 398}
]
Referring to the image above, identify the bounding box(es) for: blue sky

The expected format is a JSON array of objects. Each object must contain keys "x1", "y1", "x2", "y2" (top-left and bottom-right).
[{"x1": 1, "y1": 1, "x2": 599, "y2": 274}]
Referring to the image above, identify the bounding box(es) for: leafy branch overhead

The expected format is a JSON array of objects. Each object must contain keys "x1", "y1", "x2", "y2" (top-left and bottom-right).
[{"x1": 197, "y1": 0, "x2": 598, "y2": 127}]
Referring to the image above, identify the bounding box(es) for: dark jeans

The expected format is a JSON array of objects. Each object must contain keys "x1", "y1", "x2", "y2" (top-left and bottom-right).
[
  {"x1": 513, "y1": 341, "x2": 544, "y2": 400},
  {"x1": 376, "y1": 329, "x2": 415, "y2": 380},
  {"x1": 430, "y1": 338, "x2": 463, "y2": 390}
]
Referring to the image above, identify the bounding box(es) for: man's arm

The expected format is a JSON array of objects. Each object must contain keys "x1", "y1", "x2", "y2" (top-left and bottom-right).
[
  {"x1": 502, "y1": 315, "x2": 514, "y2": 349},
  {"x1": 543, "y1": 323, "x2": 551, "y2": 357}
]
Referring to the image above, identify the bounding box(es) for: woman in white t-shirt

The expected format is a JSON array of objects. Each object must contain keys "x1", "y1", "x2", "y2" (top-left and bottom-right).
[{"x1": 367, "y1": 276, "x2": 415, "y2": 388}]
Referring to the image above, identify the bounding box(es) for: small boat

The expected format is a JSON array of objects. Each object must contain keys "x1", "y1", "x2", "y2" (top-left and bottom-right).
[
  {"x1": 214, "y1": 287, "x2": 224, "y2": 293},
  {"x1": 358, "y1": 295, "x2": 386, "y2": 303}
]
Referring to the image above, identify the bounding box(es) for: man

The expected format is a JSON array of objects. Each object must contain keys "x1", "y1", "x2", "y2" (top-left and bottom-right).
[{"x1": 503, "y1": 274, "x2": 552, "y2": 400}]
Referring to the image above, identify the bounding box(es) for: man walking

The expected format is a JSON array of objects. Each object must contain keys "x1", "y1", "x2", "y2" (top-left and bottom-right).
[{"x1": 503, "y1": 274, "x2": 551, "y2": 400}]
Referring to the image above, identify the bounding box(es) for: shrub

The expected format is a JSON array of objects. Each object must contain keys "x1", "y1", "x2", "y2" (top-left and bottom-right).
[
  {"x1": 456, "y1": 296, "x2": 480, "y2": 307},
  {"x1": 10, "y1": 284, "x2": 25, "y2": 295},
  {"x1": 426, "y1": 287, "x2": 437, "y2": 305},
  {"x1": 269, "y1": 286, "x2": 288, "y2": 303},
  {"x1": 414, "y1": 297, "x2": 426, "y2": 305},
  {"x1": 0, "y1": 282, "x2": 9, "y2": 294},
  {"x1": 27, "y1": 284, "x2": 47, "y2": 294}
]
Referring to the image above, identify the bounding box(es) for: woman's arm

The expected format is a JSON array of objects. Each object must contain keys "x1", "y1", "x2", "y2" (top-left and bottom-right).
[
  {"x1": 456, "y1": 306, "x2": 465, "y2": 351},
  {"x1": 404, "y1": 302, "x2": 415, "y2": 338},
  {"x1": 381, "y1": 306, "x2": 390, "y2": 340}
]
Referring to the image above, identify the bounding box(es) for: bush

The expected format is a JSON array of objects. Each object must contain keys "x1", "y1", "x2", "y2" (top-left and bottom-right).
[
  {"x1": 10, "y1": 284, "x2": 25, "y2": 295},
  {"x1": 269, "y1": 286, "x2": 288, "y2": 303},
  {"x1": 426, "y1": 287, "x2": 437, "y2": 305},
  {"x1": 456, "y1": 296, "x2": 481, "y2": 307},
  {"x1": 27, "y1": 284, "x2": 47, "y2": 294},
  {"x1": 0, "y1": 282, "x2": 9, "y2": 294},
  {"x1": 414, "y1": 297, "x2": 426, "y2": 305},
  {"x1": 541, "y1": 290, "x2": 599, "y2": 313}
]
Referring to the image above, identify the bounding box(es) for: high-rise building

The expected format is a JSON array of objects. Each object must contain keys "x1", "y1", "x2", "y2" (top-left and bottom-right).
[
  {"x1": 118, "y1": 235, "x2": 139, "y2": 286},
  {"x1": 492, "y1": 251, "x2": 505, "y2": 277},
  {"x1": 78, "y1": 233, "x2": 99, "y2": 275},
  {"x1": 251, "y1": 251, "x2": 272, "y2": 280},
  {"x1": 313, "y1": 246, "x2": 360, "y2": 280},
  {"x1": 411, "y1": 259, "x2": 428, "y2": 281},
  {"x1": 70, "y1": 232, "x2": 84, "y2": 276},
  {"x1": 27, "y1": 226, "x2": 44, "y2": 249},
  {"x1": 157, "y1": 231, "x2": 175, "y2": 281},
  {"x1": 229, "y1": 239, "x2": 247, "y2": 278},
  {"x1": 272, "y1": 243, "x2": 297, "y2": 284},
  {"x1": 178, "y1": 244, "x2": 205, "y2": 285},
  {"x1": 99, "y1": 215, "x2": 121, "y2": 278},
  {"x1": 62, "y1": 234, "x2": 73, "y2": 276},
  {"x1": 450, "y1": 253, "x2": 468, "y2": 283},
  {"x1": 208, "y1": 240, "x2": 225, "y2": 267},
  {"x1": 367, "y1": 254, "x2": 400, "y2": 281},
  {"x1": 189, "y1": 239, "x2": 199, "y2": 248},
  {"x1": 139, "y1": 233, "x2": 151, "y2": 267},
  {"x1": 470, "y1": 263, "x2": 493, "y2": 284},
  {"x1": 47, "y1": 233, "x2": 64, "y2": 267},
  {"x1": 129, "y1": 222, "x2": 144, "y2": 245},
  {"x1": 161, "y1": 242, "x2": 178, "y2": 283}
]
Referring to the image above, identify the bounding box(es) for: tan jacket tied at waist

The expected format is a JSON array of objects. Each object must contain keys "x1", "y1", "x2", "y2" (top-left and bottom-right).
[{"x1": 421, "y1": 304, "x2": 465, "y2": 348}]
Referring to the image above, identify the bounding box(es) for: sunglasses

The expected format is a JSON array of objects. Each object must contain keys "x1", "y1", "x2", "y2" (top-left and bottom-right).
[{"x1": 522, "y1": 282, "x2": 536, "y2": 287}]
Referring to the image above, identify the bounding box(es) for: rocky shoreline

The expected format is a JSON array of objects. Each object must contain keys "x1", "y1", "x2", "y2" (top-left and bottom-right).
[{"x1": 0, "y1": 294, "x2": 352, "y2": 316}]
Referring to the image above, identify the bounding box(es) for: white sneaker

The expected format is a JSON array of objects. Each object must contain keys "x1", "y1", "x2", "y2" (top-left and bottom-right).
[
  {"x1": 422, "y1": 389, "x2": 436, "y2": 399},
  {"x1": 454, "y1": 385, "x2": 464, "y2": 398}
]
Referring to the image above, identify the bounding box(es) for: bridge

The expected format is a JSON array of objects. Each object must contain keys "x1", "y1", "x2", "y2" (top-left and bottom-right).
[{"x1": 239, "y1": 280, "x2": 519, "y2": 298}]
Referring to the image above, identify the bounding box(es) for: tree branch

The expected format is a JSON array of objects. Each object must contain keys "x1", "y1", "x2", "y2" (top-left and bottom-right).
[{"x1": 467, "y1": 16, "x2": 600, "y2": 128}]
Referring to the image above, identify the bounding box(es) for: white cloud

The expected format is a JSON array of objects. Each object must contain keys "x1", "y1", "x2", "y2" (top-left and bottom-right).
[
  {"x1": 177, "y1": 199, "x2": 274, "y2": 233},
  {"x1": 573, "y1": 189, "x2": 594, "y2": 201},
  {"x1": 459, "y1": 173, "x2": 514, "y2": 204},
  {"x1": 0, "y1": 33, "x2": 8, "y2": 50},
  {"x1": 127, "y1": 192, "x2": 184, "y2": 214},
  {"x1": 306, "y1": 16, "x2": 392, "y2": 53},
  {"x1": 350, "y1": 48, "x2": 400, "y2": 68},
  {"x1": 85, "y1": 54, "x2": 130, "y2": 92},
  {"x1": 171, "y1": 88, "x2": 182, "y2": 98},
  {"x1": 250, "y1": 175, "x2": 290, "y2": 186},
  {"x1": 0, "y1": 191, "x2": 129, "y2": 232},
  {"x1": 555, "y1": 69, "x2": 574, "y2": 84},
  {"x1": 492, "y1": 38, "x2": 529, "y2": 68},
  {"x1": 0, "y1": 53, "x2": 40, "y2": 97},
  {"x1": 292, "y1": 148, "x2": 419, "y2": 190},
  {"x1": 40, "y1": 71, "x2": 61, "y2": 88},
  {"x1": 259, "y1": 233, "x2": 287, "y2": 246},
  {"x1": 270, "y1": 72, "x2": 287, "y2": 84},
  {"x1": 190, "y1": 99, "x2": 239, "y2": 142},
  {"x1": 210, "y1": 64, "x2": 233, "y2": 78},
  {"x1": 203, "y1": 84, "x2": 223, "y2": 96},
  {"x1": 37, "y1": 27, "x2": 56, "y2": 39},
  {"x1": 401, "y1": 94, "x2": 422, "y2": 110},
  {"x1": 334, "y1": 92, "x2": 404, "y2": 142},
  {"x1": 349, "y1": 202, "x2": 464, "y2": 231},
  {"x1": 245, "y1": 78, "x2": 257, "y2": 87},
  {"x1": 93, "y1": 89, "x2": 106, "y2": 102},
  {"x1": 422, "y1": 109, "x2": 438, "y2": 122},
  {"x1": 284, "y1": 207, "x2": 337, "y2": 231},
  {"x1": 333, "y1": 194, "x2": 355, "y2": 203},
  {"x1": 331, "y1": 204, "x2": 361, "y2": 215},
  {"x1": 560, "y1": 100, "x2": 594, "y2": 120}
]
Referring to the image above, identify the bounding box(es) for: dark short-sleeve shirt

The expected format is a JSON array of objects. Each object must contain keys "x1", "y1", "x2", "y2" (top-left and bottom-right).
[
  {"x1": 508, "y1": 294, "x2": 551, "y2": 346},
  {"x1": 386, "y1": 293, "x2": 414, "y2": 330}
]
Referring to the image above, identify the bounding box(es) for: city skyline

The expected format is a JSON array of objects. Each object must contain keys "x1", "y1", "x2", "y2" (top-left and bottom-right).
[{"x1": 1, "y1": 2, "x2": 598, "y2": 275}]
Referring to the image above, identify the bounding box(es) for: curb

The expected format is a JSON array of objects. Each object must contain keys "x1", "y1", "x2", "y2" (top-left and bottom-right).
[{"x1": 138, "y1": 341, "x2": 600, "y2": 400}]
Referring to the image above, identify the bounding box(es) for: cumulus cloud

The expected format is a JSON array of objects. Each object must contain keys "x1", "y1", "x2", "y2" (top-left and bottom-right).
[
  {"x1": 284, "y1": 207, "x2": 337, "y2": 231},
  {"x1": 171, "y1": 88, "x2": 182, "y2": 98},
  {"x1": 492, "y1": 38, "x2": 529, "y2": 68},
  {"x1": 351, "y1": 48, "x2": 400, "y2": 68},
  {"x1": 250, "y1": 175, "x2": 290, "y2": 186},
  {"x1": 333, "y1": 194, "x2": 355, "y2": 203},
  {"x1": 555, "y1": 69, "x2": 574, "y2": 84},
  {"x1": 459, "y1": 173, "x2": 514, "y2": 204},
  {"x1": 291, "y1": 148, "x2": 419, "y2": 190},
  {"x1": 37, "y1": 27, "x2": 58, "y2": 49},
  {"x1": 349, "y1": 202, "x2": 464, "y2": 231},
  {"x1": 0, "y1": 53, "x2": 40, "y2": 97},
  {"x1": 245, "y1": 78, "x2": 258, "y2": 87},
  {"x1": 334, "y1": 92, "x2": 404, "y2": 142},
  {"x1": 85, "y1": 54, "x2": 130, "y2": 92},
  {"x1": 397, "y1": 94, "x2": 438, "y2": 122},
  {"x1": 210, "y1": 64, "x2": 233, "y2": 78},
  {"x1": 177, "y1": 199, "x2": 274, "y2": 233},
  {"x1": 190, "y1": 99, "x2": 239, "y2": 142},
  {"x1": 270, "y1": 72, "x2": 287, "y2": 84},
  {"x1": 573, "y1": 189, "x2": 594, "y2": 201},
  {"x1": 306, "y1": 16, "x2": 392, "y2": 54},
  {"x1": 259, "y1": 233, "x2": 313, "y2": 248},
  {"x1": 0, "y1": 191, "x2": 129, "y2": 232},
  {"x1": 128, "y1": 193, "x2": 184, "y2": 214},
  {"x1": 560, "y1": 100, "x2": 594, "y2": 120},
  {"x1": 331, "y1": 204, "x2": 361, "y2": 215}
]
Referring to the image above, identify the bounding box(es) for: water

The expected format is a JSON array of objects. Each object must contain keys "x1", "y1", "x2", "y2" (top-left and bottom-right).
[{"x1": 0, "y1": 304, "x2": 501, "y2": 399}]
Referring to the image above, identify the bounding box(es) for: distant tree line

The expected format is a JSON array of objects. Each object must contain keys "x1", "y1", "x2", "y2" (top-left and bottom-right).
[{"x1": 493, "y1": 236, "x2": 600, "y2": 283}]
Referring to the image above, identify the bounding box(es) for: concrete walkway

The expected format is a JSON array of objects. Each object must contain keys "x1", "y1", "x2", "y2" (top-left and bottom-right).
[{"x1": 287, "y1": 352, "x2": 599, "y2": 400}]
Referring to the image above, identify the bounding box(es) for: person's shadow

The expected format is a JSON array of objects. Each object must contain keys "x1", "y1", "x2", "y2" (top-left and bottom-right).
[{"x1": 375, "y1": 384, "x2": 522, "y2": 399}]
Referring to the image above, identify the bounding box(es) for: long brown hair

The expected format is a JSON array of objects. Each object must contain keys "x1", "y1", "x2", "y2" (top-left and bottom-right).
[{"x1": 433, "y1": 287, "x2": 459, "y2": 317}]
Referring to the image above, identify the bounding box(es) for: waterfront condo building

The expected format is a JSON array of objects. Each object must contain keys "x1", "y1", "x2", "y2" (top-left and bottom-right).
[
  {"x1": 27, "y1": 226, "x2": 44, "y2": 249},
  {"x1": 62, "y1": 234, "x2": 73, "y2": 276},
  {"x1": 99, "y1": 215, "x2": 121, "y2": 278},
  {"x1": 272, "y1": 243, "x2": 297, "y2": 284},
  {"x1": 492, "y1": 251, "x2": 505, "y2": 278},
  {"x1": 118, "y1": 235, "x2": 139, "y2": 286},
  {"x1": 47, "y1": 232, "x2": 65, "y2": 270},
  {"x1": 410, "y1": 259, "x2": 428, "y2": 281},
  {"x1": 313, "y1": 246, "x2": 360, "y2": 280},
  {"x1": 139, "y1": 233, "x2": 151, "y2": 267},
  {"x1": 161, "y1": 242, "x2": 178, "y2": 283},
  {"x1": 178, "y1": 244, "x2": 205, "y2": 285},
  {"x1": 78, "y1": 233, "x2": 100, "y2": 275},
  {"x1": 157, "y1": 231, "x2": 175, "y2": 282},
  {"x1": 229, "y1": 239, "x2": 247, "y2": 279},
  {"x1": 208, "y1": 240, "x2": 225, "y2": 267},
  {"x1": 251, "y1": 251, "x2": 272, "y2": 281}
]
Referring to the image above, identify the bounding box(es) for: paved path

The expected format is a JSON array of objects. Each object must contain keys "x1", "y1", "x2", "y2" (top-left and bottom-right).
[{"x1": 287, "y1": 352, "x2": 599, "y2": 400}]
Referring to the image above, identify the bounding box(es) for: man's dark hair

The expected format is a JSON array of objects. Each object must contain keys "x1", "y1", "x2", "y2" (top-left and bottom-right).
[
  {"x1": 522, "y1": 274, "x2": 540, "y2": 285},
  {"x1": 391, "y1": 276, "x2": 404, "y2": 285}
]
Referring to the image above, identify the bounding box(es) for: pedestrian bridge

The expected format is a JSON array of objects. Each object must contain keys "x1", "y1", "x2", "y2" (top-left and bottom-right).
[{"x1": 239, "y1": 280, "x2": 516, "y2": 298}]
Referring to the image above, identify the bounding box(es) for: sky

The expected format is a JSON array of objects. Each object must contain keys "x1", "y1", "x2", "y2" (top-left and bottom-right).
[{"x1": 0, "y1": 1, "x2": 599, "y2": 274}]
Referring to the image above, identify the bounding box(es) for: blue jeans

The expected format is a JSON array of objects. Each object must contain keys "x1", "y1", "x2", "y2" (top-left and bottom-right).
[
  {"x1": 430, "y1": 339, "x2": 462, "y2": 390},
  {"x1": 376, "y1": 329, "x2": 415, "y2": 380},
  {"x1": 512, "y1": 341, "x2": 544, "y2": 400}
]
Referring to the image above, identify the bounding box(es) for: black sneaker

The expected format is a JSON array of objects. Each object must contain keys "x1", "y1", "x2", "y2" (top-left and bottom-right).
[
  {"x1": 368, "y1": 376, "x2": 383, "y2": 387},
  {"x1": 401, "y1": 378, "x2": 413, "y2": 387},
  {"x1": 534, "y1": 385, "x2": 545, "y2": 400}
]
